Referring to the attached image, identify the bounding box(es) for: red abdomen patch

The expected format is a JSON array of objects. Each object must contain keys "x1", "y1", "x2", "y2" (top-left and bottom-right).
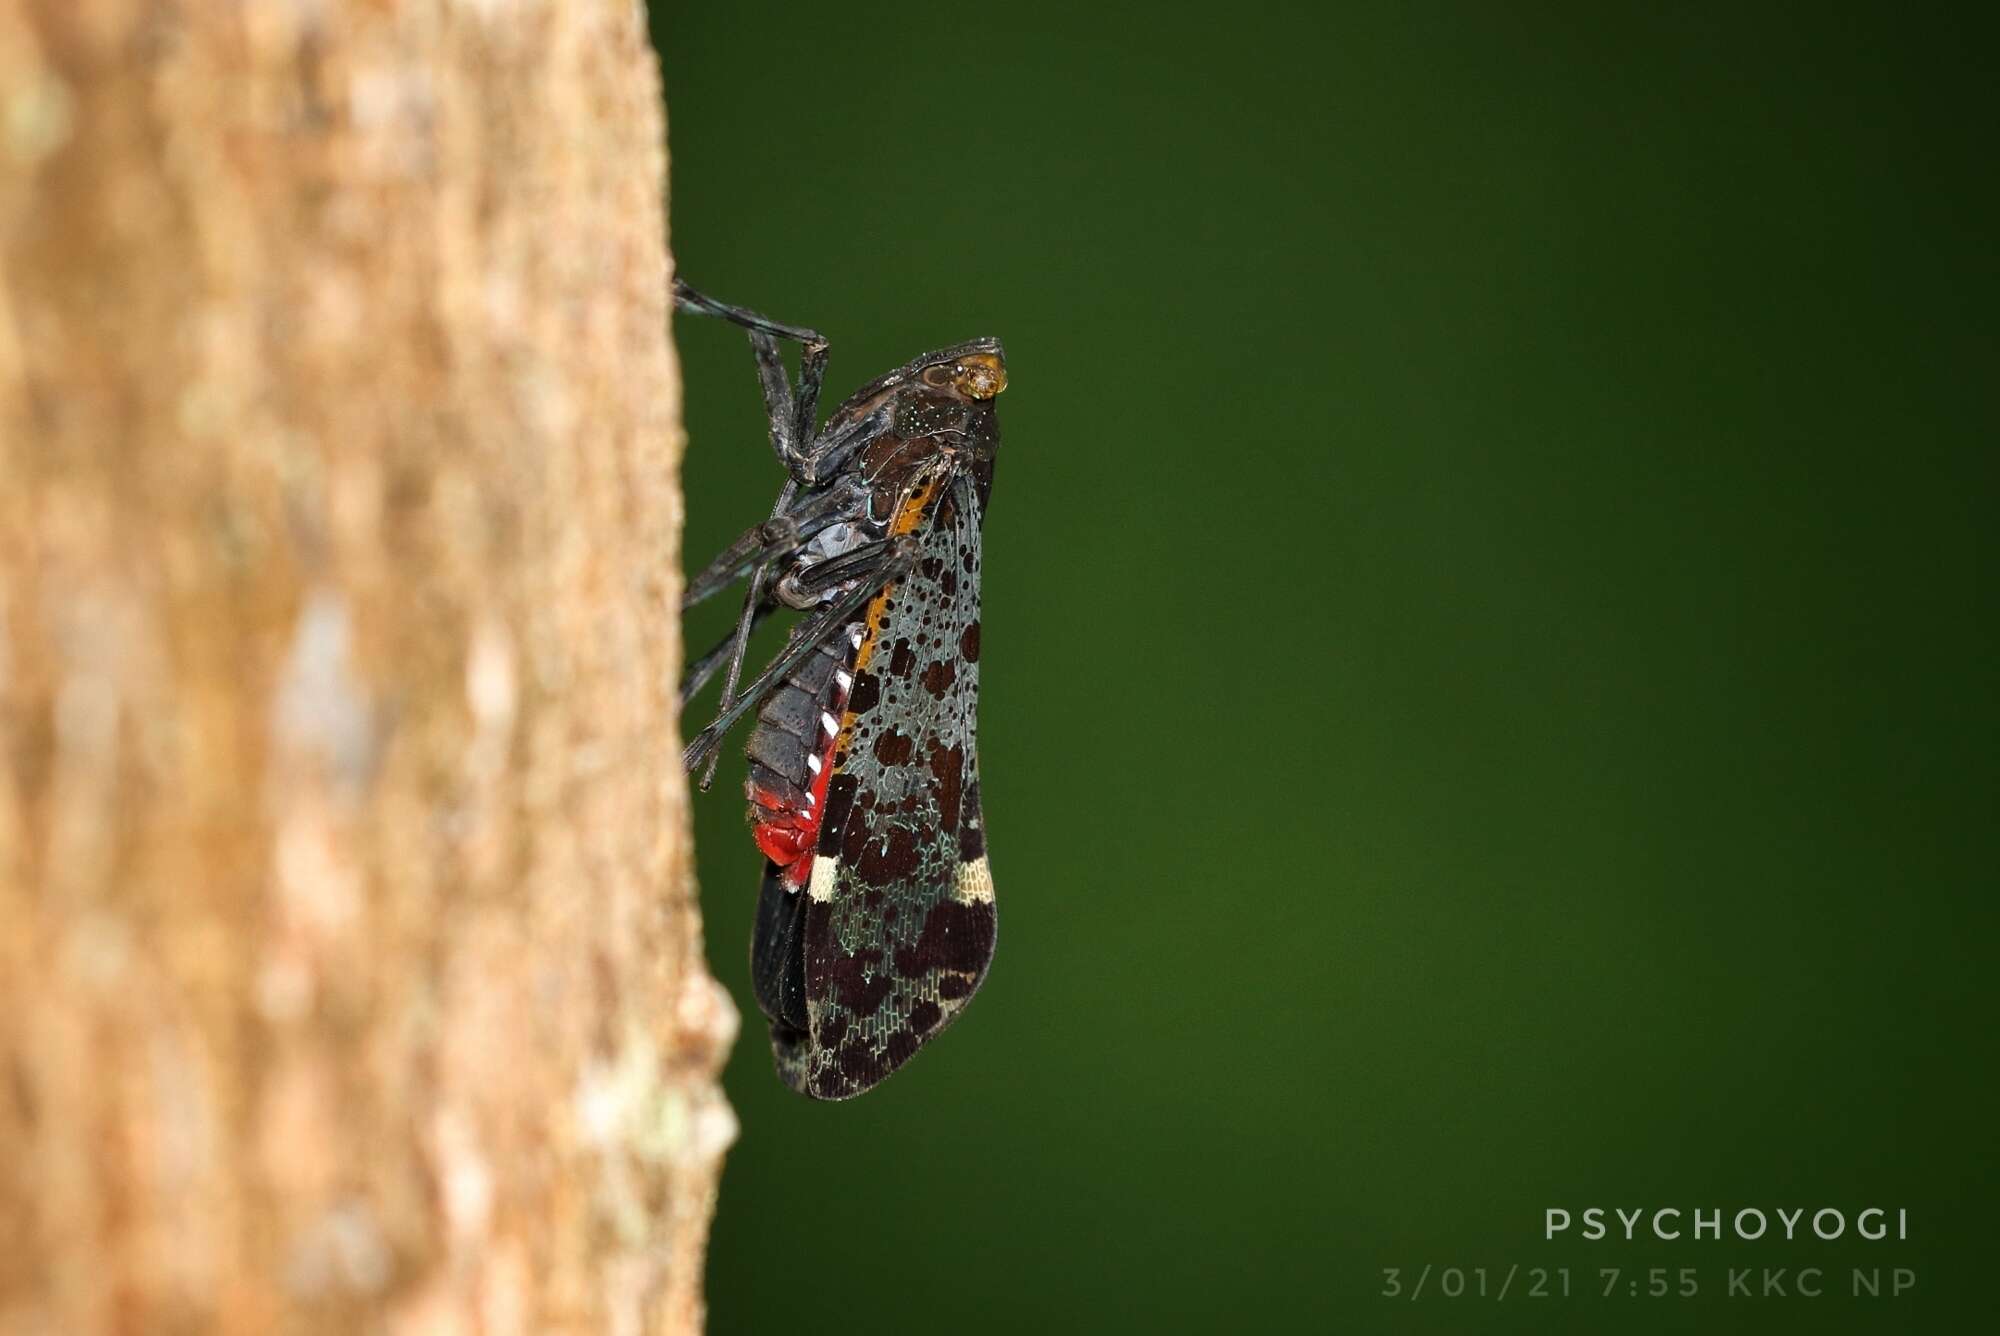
[
  {"x1": 752, "y1": 723, "x2": 838, "y2": 886},
  {"x1": 744, "y1": 626, "x2": 860, "y2": 888}
]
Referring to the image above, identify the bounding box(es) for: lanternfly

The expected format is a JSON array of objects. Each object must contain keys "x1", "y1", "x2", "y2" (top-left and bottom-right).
[{"x1": 674, "y1": 278, "x2": 1003, "y2": 1100}]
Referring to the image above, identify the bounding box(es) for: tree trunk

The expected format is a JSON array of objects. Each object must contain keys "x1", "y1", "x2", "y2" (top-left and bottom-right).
[{"x1": 0, "y1": 3, "x2": 734, "y2": 1333}]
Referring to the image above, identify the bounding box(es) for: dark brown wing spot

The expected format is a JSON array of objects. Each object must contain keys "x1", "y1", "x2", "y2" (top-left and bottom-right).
[
  {"x1": 817, "y1": 776, "x2": 858, "y2": 855},
  {"x1": 959, "y1": 620, "x2": 981, "y2": 663},
  {"x1": 889, "y1": 638, "x2": 916, "y2": 678},
  {"x1": 956, "y1": 779, "x2": 985, "y2": 859},
  {"x1": 872, "y1": 728, "x2": 914, "y2": 767},
  {"x1": 855, "y1": 823, "x2": 921, "y2": 882},
  {"x1": 840, "y1": 803, "x2": 875, "y2": 862},
  {"x1": 823, "y1": 949, "x2": 892, "y2": 1018},
  {"x1": 919, "y1": 658, "x2": 957, "y2": 698},
  {"x1": 927, "y1": 740, "x2": 966, "y2": 836},
  {"x1": 893, "y1": 900, "x2": 996, "y2": 978},
  {"x1": 816, "y1": 1010, "x2": 849, "y2": 1049},
  {"x1": 908, "y1": 999, "x2": 943, "y2": 1035},
  {"x1": 883, "y1": 1029, "x2": 920, "y2": 1067},
  {"x1": 836, "y1": 1043, "x2": 879, "y2": 1086},
  {"x1": 849, "y1": 670, "x2": 881, "y2": 714}
]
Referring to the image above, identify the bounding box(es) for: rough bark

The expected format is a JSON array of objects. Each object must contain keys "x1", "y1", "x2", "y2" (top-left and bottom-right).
[{"x1": 0, "y1": 3, "x2": 735, "y2": 1333}]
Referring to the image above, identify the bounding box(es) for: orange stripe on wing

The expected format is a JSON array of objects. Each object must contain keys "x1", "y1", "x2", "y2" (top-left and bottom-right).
[{"x1": 849, "y1": 475, "x2": 939, "y2": 677}]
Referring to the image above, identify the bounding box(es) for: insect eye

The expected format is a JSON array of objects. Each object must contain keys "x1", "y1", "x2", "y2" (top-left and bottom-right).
[{"x1": 920, "y1": 365, "x2": 952, "y2": 388}]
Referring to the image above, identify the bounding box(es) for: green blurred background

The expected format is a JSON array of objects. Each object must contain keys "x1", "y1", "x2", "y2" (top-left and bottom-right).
[{"x1": 652, "y1": 4, "x2": 1992, "y2": 1331}]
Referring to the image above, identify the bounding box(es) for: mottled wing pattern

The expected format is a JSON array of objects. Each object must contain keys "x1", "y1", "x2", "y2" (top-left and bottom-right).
[{"x1": 777, "y1": 467, "x2": 995, "y2": 1099}]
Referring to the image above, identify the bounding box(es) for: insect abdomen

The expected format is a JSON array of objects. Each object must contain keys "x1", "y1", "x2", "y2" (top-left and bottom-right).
[{"x1": 744, "y1": 628, "x2": 858, "y2": 885}]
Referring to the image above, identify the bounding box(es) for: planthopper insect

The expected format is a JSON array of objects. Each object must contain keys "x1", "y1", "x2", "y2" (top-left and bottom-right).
[{"x1": 673, "y1": 276, "x2": 1003, "y2": 1100}]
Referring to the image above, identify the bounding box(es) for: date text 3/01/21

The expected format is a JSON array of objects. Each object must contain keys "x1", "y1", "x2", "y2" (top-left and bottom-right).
[{"x1": 673, "y1": 277, "x2": 1005, "y2": 1101}]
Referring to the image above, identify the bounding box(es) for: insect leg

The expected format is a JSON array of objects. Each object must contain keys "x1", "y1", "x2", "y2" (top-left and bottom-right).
[
  {"x1": 673, "y1": 278, "x2": 828, "y2": 469},
  {"x1": 773, "y1": 540, "x2": 898, "y2": 606},
  {"x1": 681, "y1": 535, "x2": 921, "y2": 778},
  {"x1": 797, "y1": 404, "x2": 891, "y2": 487},
  {"x1": 682, "y1": 475, "x2": 870, "y2": 611},
  {"x1": 700, "y1": 480, "x2": 797, "y2": 788},
  {"x1": 681, "y1": 597, "x2": 776, "y2": 706}
]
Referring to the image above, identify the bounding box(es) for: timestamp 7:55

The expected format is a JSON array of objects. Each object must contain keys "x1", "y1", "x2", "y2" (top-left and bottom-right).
[{"x1": 1379, "y1": 1266, "x2": 1705, "y2": 1300}]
